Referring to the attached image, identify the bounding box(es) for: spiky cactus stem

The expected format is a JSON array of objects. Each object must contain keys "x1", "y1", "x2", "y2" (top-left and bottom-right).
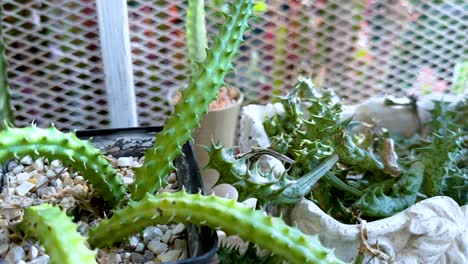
[
  {"x1": 19, "y1": 204, "x2": 97, "y2": 264},
  {"x1": 89, "y1": 191, "x2": 344, "y2": 264},
  {"x1": 130, "y1": 0, "x2": 254, "y2": 200},
  {"x1": 0, "y1": 9, "x2": 15, "y2": 129},
  {"x1": 0, "y1": 126, "x2": 126, "y2": 206},
  {"x1": 186, "y1": 0, "x2": 207, "y2": 68}
]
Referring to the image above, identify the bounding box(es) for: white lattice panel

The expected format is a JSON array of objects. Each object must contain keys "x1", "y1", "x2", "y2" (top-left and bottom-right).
[{"x1": 2, "y1": 0, "x2": 467, "y2": 129}]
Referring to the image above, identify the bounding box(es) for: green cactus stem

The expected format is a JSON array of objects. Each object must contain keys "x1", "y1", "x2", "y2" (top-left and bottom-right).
[
  {"x1": 130, "y1": 0, "x2": 254, "y2": 200},
  {"x1": 89, "y1": 191, "x2": 344, "y2": 264},
  {"x1": 0, "y1": 125, "x2": 126, "y2": 206},
  {"x1": 186, "y1": 0, "x2": 208, "y2": 68},
  {"x1": 0, "y1": 9, "x2": 15, "y2": 129},
  {"x1": 19, "y1": 203, "x2": 97, "y2": 264}
]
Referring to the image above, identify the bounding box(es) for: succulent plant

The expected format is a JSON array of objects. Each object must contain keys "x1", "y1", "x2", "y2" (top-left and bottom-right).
[
  {"x1": 130, "y1": 0, "x2": 254, "y2": 200},
  {"x1": 19, "y1": 204, "x2": 97, "y2": 264},
  {"x1": 1, "y1": 1, "x2": 342, "y2": 263},
  {"x1": 0, "y1": 9, "x2": 14, "y2": 130},
  {"x1": 89, "y1": 191, "x2": 344, "y2": 264},
  {"x1": 0, "y1": 125, "x2": 126, "y2": 206}
]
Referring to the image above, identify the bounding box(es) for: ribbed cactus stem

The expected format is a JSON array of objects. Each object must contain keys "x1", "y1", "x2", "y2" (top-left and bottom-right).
[
  {"x1": 130, "y1": 0, "x2": 254, "y2": 200},
  {"x1": 89, "y1": 191, "x2": 344, "y2": 264},
  {"x1": 0, "y1": 9, "x2": 15, "y2": 129},
  {"x1": 19, "y1": 204, "x2": 97, "y2": 264},
  {"x1": 0, "y1": 126, "x2": 126, "y2": 206},
  {"x1": 186, "y1": 0, "x2": 207, "y2": 67}
]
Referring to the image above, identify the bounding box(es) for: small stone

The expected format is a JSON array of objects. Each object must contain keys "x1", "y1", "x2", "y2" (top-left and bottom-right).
[
  {"x1": 107, "y1": 252, "x2": 122, "y2": 263},
  {"x1": 0, "y1": 243, "x2": 8, "y2": 256},
  {"x1": 7, "y1": 161, "x2": 19, "y2": 171},
  {"x1": 16, "y1": 260, "x2": 26, "y2": 264},
  {"x1": 167, "y1": 173, "x2": 177, "y2": 183},
  {"x1": 173, "y1": 239, "x2": 187, "y2": 250},
  {"x1": 15, "y1": 172, "x2": 31, "y2": 185},
  {"x1": 130, "y1": 161, "x2": 141, "y2": 168},
  {"x1": 37, "y1": 186, "x2": 56, "y2": 197},
  {"x1": 122, "y1": 177, "x2": 134, "y2": 184},
  {"x1": 0, "y1": 229, "x2": 9, "y2": 243},
  {"x1": 171, "y1": 223, "x2": 185, "y2": 235},
  {"x1": 28, "y1": 245, "x2": 39, "y2": 259},
  {"x1": 161, "y1": 231, "x2": 172, "y2": 244},
  {"x1": 50, "y1": 160, "x2": 61, "y2": 168},
  {"x1": 135, "y1": 243, "x2": 145, "y2": 252},
  {"x1": 131, "y1": 252, "x2": 145, "y2": 263},
  {"x1": 147, "y1": 240, "x2": 168, "y2": 255},
  {"x1": 34, "y1": 175, "x2": 48, "y2": 187},
  {"x1": 51, "y1": 178, "x2": 62, "y2": 188},
  {"x1": 45, "y1": 170, "x2": 56, "y2": 178},
  {"x1": 123, "y1": 252, "x2": 131, "y2": 260},
  {"x1": 74, "y1": 176, "x2": 86, "y2": 185},
  {"x1": 12, "y1": 165, "x2": 24, "y2": 174},
  {"x1": 157, "y1": 250, "x2": 182, "y2": 262},
  {"x1": 117, "y1": 157, "x2": 132, "y2": 167},
  {"x1": 63, "y1": 176, "x2": 74, "y2": 187},
  {"x1": 16, "y1": 181, "x2": 35, "y2": 196},
  {"x1": 129, "y1": 235, "x2": 139, "y2": 248},
  {"x1": 6, "y1": 245, "x2": 25, "y2": 263},
  {"x1": 158, "y1": 225, "x2": 168, "y2": 232},
  {"x1": 28, "y1": 255, "x2": 49, "y2": 264},
  {"x1": 125, "y1": 170, "x2": 134, "y2": 178},
  {"x1": 20, "y1": 156, "x2": 32, "y2": 165},
  {"x1": 144, "y1": 261, "x2": 156, "y2": 264},
  {"x1": 143, "y1": 250, "x2": 155, "y2": 261},
  {"x1": 33, "y1": 158, "x2": 44, "y2": 171},
  {"x1": 143, "y1": 226, "x2": 163, "y2": 243}
]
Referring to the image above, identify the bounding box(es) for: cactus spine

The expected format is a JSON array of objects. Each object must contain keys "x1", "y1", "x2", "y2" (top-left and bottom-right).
[
  {"x1": 130, "y1": 0, "x2": 254, "y2": 200},
  {"x1": 0, "y1": 125, "x2": 126, "y2": 206},
  {"x1": 89, "y1": 191, "x2": 343, "y2": 264},
  {"x1": 0, "y1": 9, "x2": 15, "y2": 129},
  {"x1": 20, "y1": 204, "x2": 97, "y2": 264}
]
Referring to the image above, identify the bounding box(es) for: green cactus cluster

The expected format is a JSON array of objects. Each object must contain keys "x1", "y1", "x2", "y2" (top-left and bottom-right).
[
  {"x1": 207, "y1": 77, "x2": 467, "y2": 222},
  {"x1": 1, "y1": 1, "x2": 343, "y2": 263}
]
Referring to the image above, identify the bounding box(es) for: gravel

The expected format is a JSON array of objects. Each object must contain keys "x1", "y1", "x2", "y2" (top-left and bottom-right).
[{"x1": 0, "y1": 155, "x2": 188, "y2": 263}]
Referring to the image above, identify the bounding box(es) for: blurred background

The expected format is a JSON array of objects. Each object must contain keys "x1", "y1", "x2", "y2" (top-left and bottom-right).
[{"x1": 2, "y1": 0, "x2": 466, "y2": 129}]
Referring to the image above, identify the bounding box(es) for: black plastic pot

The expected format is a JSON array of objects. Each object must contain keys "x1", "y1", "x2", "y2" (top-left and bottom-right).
[{"x1": 75, "y1": 126, "x2": 218, "y2": 264}]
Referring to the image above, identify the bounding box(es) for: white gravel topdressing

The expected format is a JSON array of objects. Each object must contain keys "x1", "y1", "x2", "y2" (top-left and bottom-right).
[{"x1": 0, "y1": 155, "x2": 188, "y2": 264}]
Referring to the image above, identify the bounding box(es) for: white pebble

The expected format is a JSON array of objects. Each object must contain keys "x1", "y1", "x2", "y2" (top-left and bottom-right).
[
  {"x1": 28, "y1": 245, "x2": 39, "y2": 259},
  {"x1": 130, "y1": 161, "x2": 141, "y2": 168},
  {"x1": 0, "y1": 243, "x2": 8, "y2": 256},
  {"x1": 0, "y1": 229, "x2": 9, "y2": 243},
  {"x1": 117, "y1": 157, "x2": 132, "y2": 167},
  {"x1": 12, "y1": 165, "x2": 25, "y2": 174},
  {"x1": 51, "y1": 178, "x2": 62, "y2": 188},
  {"x1": 37, "y1": 186, "x2": 56, "y2": 197},
  {"x1": 20, "y1": 156, "x2": 32, "y2": 165},
  {"x1": 147, "y1": 240, "x2": 168, "y2": 255},
  {"x1": 15, "y1": 172, "x2": 31, "y2": 185},
  {"x1": 157, "y1": 250, "x2": 182, "y2": 262},
  {"x1": 16, "y1": 260, "x2": 26, "y2": 264},
  {"x1": 45, "y1": 170, "x2": 56, "y2": 178},
  {"x1": 171, "y1": 223, "x2": 185, "y2": 235},
  {"x1": 129, "y1": 235, "x2": 139, "y2": 247},
  {"x1": 63, "y1": 177, "x2": 74, "y2": 187},
  {"x1": 125, "y1": 170, "x2": 134, "y2": 178},
  {"x1": 50, "y1": 160, "x2": 61, "y2": 168},
  {"x1": 28, "y1": 255, "x2": 49, "y2": 264},
  {"x1": 135, "y1": 243, "x2": 145, "y2": 252},
  {"x1": 15, "y1": 182, "x2": 35, "y2": 196},
  {"x1": 122, "y1": 177, "x2": 134, "y2": 184},
  {"x1": 6, "y1": 245, "x2": 25, "y2": 263},
  {"x1": 33, "y1": 158, "x2": 44, "y2": 171},
  {"x1": 143, "y1": 226, "x2": 163, "y2": 243},
  {"x1": 161, "y1": 231, "x2": 172, "y2": 244},
  {"x1": 34, "y1": 175, "x2": 48, "y2": 187},
  {"x1": 144, "y1": 261, "x2": 156, "y2": 264}
]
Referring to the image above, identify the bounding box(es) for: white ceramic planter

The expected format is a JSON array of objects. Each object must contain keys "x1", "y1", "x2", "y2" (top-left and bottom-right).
[{"x1": 238, "y1": 95, "x2": 467, "y2": 263}]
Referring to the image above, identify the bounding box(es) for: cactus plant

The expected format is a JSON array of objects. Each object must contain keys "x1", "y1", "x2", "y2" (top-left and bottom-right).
[
  {"x1": 130, "y1": 0, "x2": 254, "y2": 200},
  {"x1": 1, "y1": 1, "x2": 343, "y2": 263},
  {"x1": 0, "y1": 125, "x2": 126, "y2": 206},
  {"x1": 0, "y1": 9, "x2": 14, "y2": 130},
  {"x1": 19, "y1": 204, "x2": 97, "y2": 264},
  {"x1": 89, "y1": 190, "x2": 344, "y2": 264}
]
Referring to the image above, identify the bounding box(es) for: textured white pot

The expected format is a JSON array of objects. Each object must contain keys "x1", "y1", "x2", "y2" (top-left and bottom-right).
[{"x1": 238, "y1": 94, "x2": 467, "y2": 263}]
